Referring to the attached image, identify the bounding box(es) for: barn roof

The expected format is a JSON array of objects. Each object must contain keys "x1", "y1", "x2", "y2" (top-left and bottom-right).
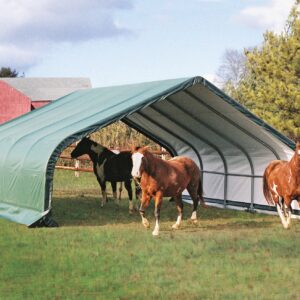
[
  {"x1": 0, "y1": 77, "x2": 91, "y2": 101},
  {"x1": 0, "y1": 76, "x2": 296, "y2": 226}
]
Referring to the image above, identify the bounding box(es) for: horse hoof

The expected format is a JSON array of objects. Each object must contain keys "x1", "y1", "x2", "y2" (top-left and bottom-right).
[
  {"x1": 129, "y1": 209, "x2": 134, "y2": 215},
  {"x1": 282, "y1": 223, "x2": 290, "y2": 229},
  {"x1": 172, "y1": 223, "x2": 180, "y2": 230},
  {"x1": 191, "y1": 218, "x2": 198, "y2": 224},
  {"x1": 142, "y1": 220, "x2": 150, "y2": 228},
  {"x1": 152, "y1": 230, "x2": 159, "y2": 236}
]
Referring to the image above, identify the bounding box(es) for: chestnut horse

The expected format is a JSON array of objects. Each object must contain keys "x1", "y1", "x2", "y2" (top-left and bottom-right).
[
  {"x1": 131, "y1": 147, "x2": 205, "y2": 236},
  {"x1": 263, "y1": 142, "x2": 300, "y2": 228}
]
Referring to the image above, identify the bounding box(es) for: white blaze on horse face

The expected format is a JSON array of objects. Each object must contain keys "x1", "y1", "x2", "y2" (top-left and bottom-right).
[
  {"x1": 298, "y1": 149, "x2": 300, "y2": 155},
  {"x1": 131, "y1": 152, "x2": 144, "y2": 178}
]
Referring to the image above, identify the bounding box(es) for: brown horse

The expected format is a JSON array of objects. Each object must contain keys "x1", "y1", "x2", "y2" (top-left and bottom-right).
[
  {"x1": 131, "y1": 147, "x2": 205, "y2": 236},
  {"x1": 263, "y1": 142, "x2": 300, "y2": 228}
]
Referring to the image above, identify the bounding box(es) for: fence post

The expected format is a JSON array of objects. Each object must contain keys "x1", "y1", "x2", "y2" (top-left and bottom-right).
[{"x1": 74, "y1": 141, "x2": 80, "y2": 177}]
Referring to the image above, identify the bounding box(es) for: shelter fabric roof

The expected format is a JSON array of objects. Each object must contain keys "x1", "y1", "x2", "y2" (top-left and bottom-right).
[
  {"x1": 0, "y1": 76, "x2": 295, "y2": 226},
  {"x1": 0, "y1": 77, "x2": 91, "y2": 101}
]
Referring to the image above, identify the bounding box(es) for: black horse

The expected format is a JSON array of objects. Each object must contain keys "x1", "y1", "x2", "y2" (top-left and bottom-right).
[{"x1": 71, "y1": 137, "x2": 140, "y2": 213}]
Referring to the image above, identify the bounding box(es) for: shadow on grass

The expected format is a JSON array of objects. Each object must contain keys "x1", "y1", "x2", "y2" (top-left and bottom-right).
[
  {"x1": 52, "y1": 195, "x2": 141, "y2": 227},
  {"x1": 51, "y1": 194, "x2": 277, "y2": 230}
]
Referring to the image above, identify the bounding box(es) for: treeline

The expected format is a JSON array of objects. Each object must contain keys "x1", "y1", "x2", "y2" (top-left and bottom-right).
[
  {"x1": 92, "y1": 1, "x2": 300, "y2": 146},
  {"x1": 3, "y1": 1, "x2": 299, "y2": 145},
  {"x1": 90, "y1": 121, "x2": 158, "y2": 150},
  {"x1": 219, "y1": 0, "x2": 299, "y2": 141},
  {"x1": 0, "y1": 67, "x2": 19, "y2": 77}
]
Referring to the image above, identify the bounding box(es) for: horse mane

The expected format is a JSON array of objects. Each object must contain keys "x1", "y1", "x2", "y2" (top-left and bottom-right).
[{"x1": 140, "y1": 149, "x2": 152, "y2": 175}]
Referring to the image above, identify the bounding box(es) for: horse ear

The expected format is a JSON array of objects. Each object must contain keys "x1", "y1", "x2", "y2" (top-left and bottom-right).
[
  {"x1": 140, "y1": 146, "x2": 150, "y2": 153},
  {"x1": 131, "y1": 145, "x2": 141, "y2": 153}
]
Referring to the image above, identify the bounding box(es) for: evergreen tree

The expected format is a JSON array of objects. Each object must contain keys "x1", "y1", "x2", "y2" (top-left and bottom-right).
[
  {"x1": 235, "y1": 1, "x2": 300, "y2": 141},
  {"x1": 0, "y1": 67, "x2": 18, "y2": 77}
]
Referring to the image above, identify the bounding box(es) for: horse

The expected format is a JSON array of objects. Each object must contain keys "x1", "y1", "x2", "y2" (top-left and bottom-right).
[
  {"x1": 263, "y1": 142, "x2": 300, "y2": 228},
  {"x1": 131, "y1": 146, "x2": 205, "y2": 236},
  {"x1": 71, "y1": 137, "x2": 141, "y2": 213}
]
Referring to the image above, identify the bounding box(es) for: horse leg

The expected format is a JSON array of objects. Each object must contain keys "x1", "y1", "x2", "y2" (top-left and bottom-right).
[
  {"x1": 140, "y1": 192, "x2": 151, "y2": 228},
  {"x1": 187, "y1": 184, "x2": 199, "y2": 224},
  {"x1": 110, "y1": 181, "x2": 117, "y2": 201},
  {"x1": 284, "y1": 196, "x2": 292, "y2": 229},
  {"x1": 124, "y1": 179, "x2": 133, "y2": 214},
  {"x1": 118, "y1": 182, "x2": 123, "y2": 200},
  {"x1": 134, "y1": 180, "x2": 142, "y2": 211},
  {"x1": 98, "y1": 180, "x2": 107, "y2": 207},
  {"x1": 152, "y1": 192, "x2": 163, "y2": 236},
  {"x1": 276, "y1": 196, "x2": 291, "y2": 229},
  {"x1": 172, "y1": 195, "x2": 183, "y2": 230}
]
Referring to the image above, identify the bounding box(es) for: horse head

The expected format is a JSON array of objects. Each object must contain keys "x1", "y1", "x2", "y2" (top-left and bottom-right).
[
  {"x1": 131, "y1": 146, "x2": 149, "y2": 178},
  {"x1": 71, "y1": 137, "x2": 93, "y2": 158}
]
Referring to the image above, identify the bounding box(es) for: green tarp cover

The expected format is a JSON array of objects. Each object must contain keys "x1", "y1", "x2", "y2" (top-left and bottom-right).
[{"x1": 0, "y1": 76, "x2": 295, "y2": 226}]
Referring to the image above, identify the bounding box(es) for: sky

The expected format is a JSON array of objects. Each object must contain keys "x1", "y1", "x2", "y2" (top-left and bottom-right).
[{"x1": 0, "y1": 0, "x2": 295, "y2": 87}]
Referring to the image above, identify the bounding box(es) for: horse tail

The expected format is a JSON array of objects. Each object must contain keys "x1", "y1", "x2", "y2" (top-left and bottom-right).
[
  {"x1": 263, "y1": 169, "x2": 274, "y2": 205},
  {"x1": 198, "y1": 177, "x2": 207, "y2": 208}
]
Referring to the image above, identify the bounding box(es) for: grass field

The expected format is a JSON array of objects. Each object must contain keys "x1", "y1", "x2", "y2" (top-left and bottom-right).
[{"x1": 1, "y1": 170, "x2": 300, "y2": 299}]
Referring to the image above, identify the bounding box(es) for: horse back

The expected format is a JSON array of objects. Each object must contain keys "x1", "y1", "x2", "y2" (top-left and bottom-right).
[
  {"x1": 103, "y1": 151, "x2": 132, "y2": 181},
  {"x1": 153, "y1": 156, "x2": 200, "y2": 193},
  {"x1": 265, "y1": 160, "x2": 288, "y2": 178},
  {"x1": 168, "y1": 156, "x2": 200, "y2": 175}
]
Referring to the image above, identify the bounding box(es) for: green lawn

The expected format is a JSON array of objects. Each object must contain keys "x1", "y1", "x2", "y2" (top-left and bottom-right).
[{"x1": 1, "y1": 170, "x2": 300, "y2": 299}]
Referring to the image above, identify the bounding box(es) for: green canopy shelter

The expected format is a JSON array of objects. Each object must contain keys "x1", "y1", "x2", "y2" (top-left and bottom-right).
[{"x1": 0, "y1": 77, "x2": 296, "y2": 226}]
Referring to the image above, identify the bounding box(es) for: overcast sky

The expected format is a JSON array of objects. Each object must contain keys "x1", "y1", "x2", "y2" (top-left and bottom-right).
[{"x1": 0, "y1": 0, "x2": 295, "y2": 87}]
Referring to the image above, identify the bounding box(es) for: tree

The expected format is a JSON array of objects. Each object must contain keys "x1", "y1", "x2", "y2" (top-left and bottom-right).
[
  {"x1": 233, "y1": 1, "x2": 300, "y2": 141},
  {"x1": 216, "y1": 49, "x2": 246, "y2": 97},
  {"x1": 91, "y1": 121, "x2": 159, "y2": 150},
  {"x1": 0, "y1": 67, "x2": 18, "y2": 77}
]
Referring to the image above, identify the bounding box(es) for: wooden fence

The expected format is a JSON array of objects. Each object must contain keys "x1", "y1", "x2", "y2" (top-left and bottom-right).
[{"x1": 55, "y1": 145, "x2": 170, "y2": 176}]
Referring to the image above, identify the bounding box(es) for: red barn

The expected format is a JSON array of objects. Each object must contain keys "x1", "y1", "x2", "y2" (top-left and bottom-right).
[{"x1": 0, "y1": 78, "x2": 92, "y2": 124}]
